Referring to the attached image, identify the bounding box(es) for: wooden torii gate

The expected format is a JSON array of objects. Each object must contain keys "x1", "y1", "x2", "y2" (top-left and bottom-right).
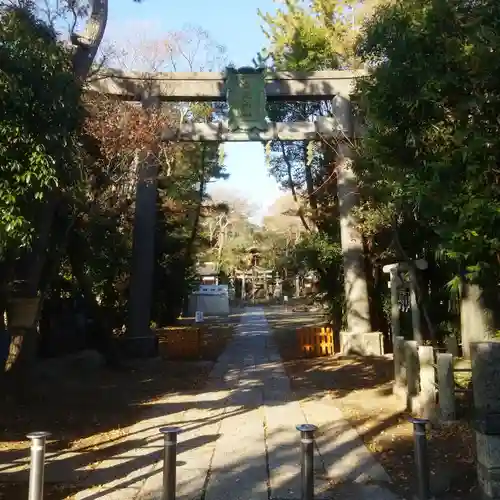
[{"x1": 90, "y1": 66, "x2": 376, "y2": 356}]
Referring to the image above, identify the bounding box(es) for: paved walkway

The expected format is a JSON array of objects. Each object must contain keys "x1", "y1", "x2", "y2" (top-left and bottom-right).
[{"x1": 3, "y1": 308, "x2": 401, "y2": 499}]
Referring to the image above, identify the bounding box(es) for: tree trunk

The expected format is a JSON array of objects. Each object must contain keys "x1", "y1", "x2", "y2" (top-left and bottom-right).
[
  {"x1": 185, "y1": 148, "x2": 206, "y2": 267},
  {"x1": 303, "y1": 143, "x2": 319, "y2": 222},
  {"x1": 71, "y1": 0, "x2": 109, "y2": 80},
  {"x1": 279, "y1": 141, "x2": 311, "y2": 232}
]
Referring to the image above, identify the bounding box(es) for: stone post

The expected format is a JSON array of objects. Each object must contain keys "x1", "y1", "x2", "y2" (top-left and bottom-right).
[
  {"x1": 437, "y1": 352, "x2": 456, "y2": 422},
  {"x1": 405, "y1": 340, "x2": 419, "y2": 412},
  {"x1": 390, "y1": 268, "x2": 401, "y2": 341},
  {"x1": 393, "y1": 336, "x2": 407, "y2": 400},
  {"x1": 241, "y1": 273, "x2": 246, "y2": 300},
  {"x1": 471, "y1": 341, "x2": 500, "y2": 499},
  {"x1": 409, "y1": 269, "x2": 423, "y2": 345},
  {"x1": 444, "y1": 335, "x2": 460, "y2": 357},
  {"x1": 382, "y1": 263, "x2": 401, "y2": 344},
  {"x1": 417, "y1": 345, "x2": 436, "y2": 419},
  {"x1": 295, "y1": 275, "x2": 300, "y2": 298}
]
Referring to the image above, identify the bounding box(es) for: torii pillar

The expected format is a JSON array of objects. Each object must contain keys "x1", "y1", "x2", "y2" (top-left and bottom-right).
[{"x1": 334, "y1": 94, "x2": 383, "y2": 356}]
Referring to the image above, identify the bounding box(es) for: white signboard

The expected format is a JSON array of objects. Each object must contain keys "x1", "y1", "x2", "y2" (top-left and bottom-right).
[
  {"x1": 195, "y1": 311, "x2": 204, "y2": 323},
  {"x1": 199, "y1": 285, "x2": 228, "y2": 296}
]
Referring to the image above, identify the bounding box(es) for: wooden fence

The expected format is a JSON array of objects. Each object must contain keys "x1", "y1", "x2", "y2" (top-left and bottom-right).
[{"x1": 296, "y1": 326, "x2": 334, "y2": 357}]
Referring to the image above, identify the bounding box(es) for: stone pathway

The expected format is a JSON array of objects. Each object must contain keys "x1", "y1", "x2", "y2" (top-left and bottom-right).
[{"x1": 3, "y1": 308, "x2": 401, "y2": 499}]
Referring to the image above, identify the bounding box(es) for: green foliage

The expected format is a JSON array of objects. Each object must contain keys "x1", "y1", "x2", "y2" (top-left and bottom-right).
[
  {"x1": 294, "y1": 232, "x2": 344, "y2": 325},
  {"x1": 354, "y1": 0, "x2": 500, "y2": 287},
  {"x1": 0, "y1": 5, "x2": 82, "y2": 256}
]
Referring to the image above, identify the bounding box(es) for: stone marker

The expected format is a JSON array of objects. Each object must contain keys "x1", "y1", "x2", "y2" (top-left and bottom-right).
[
  {"x1": 444, "y1": 335, "x2": 460, "y2": 357},
  {"x1": 471, "y1": 341, "x2": 500, "y2": 499},
  {"x1": 393, "y1": 336, "x2": 407, "y2": 400},
  {"x1": 405, "y1": 340, "x2": 419, "y2": 412},
  {"x1": 417, "y1": 345, "x2": 436, "y2": 419},
  {"x1": 437, "y1": 352, "x2": 456, "y2": 422}
]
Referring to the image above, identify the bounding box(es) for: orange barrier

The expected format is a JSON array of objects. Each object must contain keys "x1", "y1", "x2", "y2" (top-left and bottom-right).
[
  {"x1": 157, "y1": 326, "x2": 202, "y2": 359},
  {"x1": 296, "y1": 326, "x2": 334, "y2": 357}
]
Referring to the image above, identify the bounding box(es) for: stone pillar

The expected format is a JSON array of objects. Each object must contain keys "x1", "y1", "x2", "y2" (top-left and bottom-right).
[
  {"x1": 445, "y1": 334, "x2": 460, "y2": 357},
  {"x1": 332, "y1": 93, "x2": 372, "y2": 345},
  {"x1": 393, "y1": 336, "x2": 407, "y2": 400},
  {"x1": 382, "y1": 263, "x2": 401, "y2": 344},
  {"x1": 461, "y1": 283, "x2": 494, "y2": 359},
  {"x1": 417, "y1": 345, "x2": 436, "y2": 419},
  {"x1": 295, "y1": 275, "x2": 300, "y2": 298},
  {"x1": 126, "y1": 152, "x2": 158, "y2": 357},
  {"x1": 471, "y1": 341, "x2": 500, "y2": 499},
  {"x1": 390, "y1": 269, "x2": 401, "y2": 341},
  {"x1": 437, "y1": 352, "x2": 456, "y2": 422},
  {"x1": 241, "y1": 274, "x2": 246, "y2": 300},
  {"x1": 409, "y1": 269, "x2": 423, "y2": 344},
  {"x1": 405, "y1": 340, "x2": 419, "y2": 412},
  {"x1": 337, "y1": 141, "x2": 372, "y2": 336}
]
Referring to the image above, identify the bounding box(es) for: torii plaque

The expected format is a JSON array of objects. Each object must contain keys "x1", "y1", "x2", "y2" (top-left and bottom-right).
[{"x1": 226, "y1": 66, "x2": 268, "y2": 132}]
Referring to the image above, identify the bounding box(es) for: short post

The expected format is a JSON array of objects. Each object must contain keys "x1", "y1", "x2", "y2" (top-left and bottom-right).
[
  {"x1": 471, "y1": 342, "x2": 500, "y2": 499},
  {"x1": 409, "y1": 417, "x2": 432, "y2": 500},
  {"x1": 436, "y1": 352, "x2": 456, "y2": 422},
  {"x1": 418, "y1": 345, "x2": 436, "y2": 419},
  {"x1": 296, "y1": 424, "x2": 317, "y2": 500},
  {"x1": 159, "y1": 427, "x2": 181, "y2": 500},
  {"x1": 409, "y1": 269, "x2": 423, "y2": 345},
  {"x1": 393, "y1": 335, "x2": 407, "y2": 400},
  {"x1": 27, "y1": 431, "x2": 51, "y2": 500},
  {"x1": 405, "y1": 340, "x2": 419, "y2": 412}
]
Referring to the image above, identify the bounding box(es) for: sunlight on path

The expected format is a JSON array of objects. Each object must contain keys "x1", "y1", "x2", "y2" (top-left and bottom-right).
[{"x1": 49, "y1": 307, "x2": 399, "y2": 499}]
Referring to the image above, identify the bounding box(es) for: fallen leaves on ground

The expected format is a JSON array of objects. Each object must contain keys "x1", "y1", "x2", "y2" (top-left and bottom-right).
[
  {"x1": 270, "y1": 313, "x2": 477, "y2": 500},
  {"x1": 0, "y1": 319, "x2": 235, "y2": 500}
]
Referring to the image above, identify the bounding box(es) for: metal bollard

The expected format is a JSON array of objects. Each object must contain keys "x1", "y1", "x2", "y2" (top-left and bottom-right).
[
  {"x1": 409, "y1": 417, "x2": 433, "y2": 500},
  {"x1": 27, "y1": 431, "x2": 51, "y2": 500},
  {"x1": 159, "y1": 427, "x2": 181, "y2": 500},
  {"x1": 296, "y1": 423, "x2": 317, "y2": 500}
]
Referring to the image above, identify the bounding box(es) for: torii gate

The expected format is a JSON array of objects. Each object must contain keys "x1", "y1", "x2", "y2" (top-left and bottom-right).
[{"x1": 89, "y1": 66, "x2": 378, "y2": 356}]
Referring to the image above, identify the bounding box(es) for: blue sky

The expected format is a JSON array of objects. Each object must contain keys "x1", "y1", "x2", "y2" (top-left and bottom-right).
[{"x1": 104, "y1": 0, "x2": 285, "y2": 220}]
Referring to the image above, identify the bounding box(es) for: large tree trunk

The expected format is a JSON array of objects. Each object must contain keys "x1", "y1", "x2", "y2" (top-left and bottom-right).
[
  {"x1": 3, "y1": 1, "x2": 108, "y2": 377},
  {"x1": 71, "y1": 0, "x2": 109, "y2": 80},
  {"x1": 279, "y1": 141, "x2": 311, "y2": 232},
  {"x1": 185, "y1": 148, "x2": 206, "y2": 266},
  {"x1": 303, "y1": 143, "x2": 319, "y2": 223}
]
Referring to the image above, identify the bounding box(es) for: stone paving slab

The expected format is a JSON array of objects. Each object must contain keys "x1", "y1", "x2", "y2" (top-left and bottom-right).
[
  {"x1": 300, "y1": 396, "x2": 391, "y2": 484},
  {"x1": 10, "y1": 307, "x2": 401, "y2": 500}
]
